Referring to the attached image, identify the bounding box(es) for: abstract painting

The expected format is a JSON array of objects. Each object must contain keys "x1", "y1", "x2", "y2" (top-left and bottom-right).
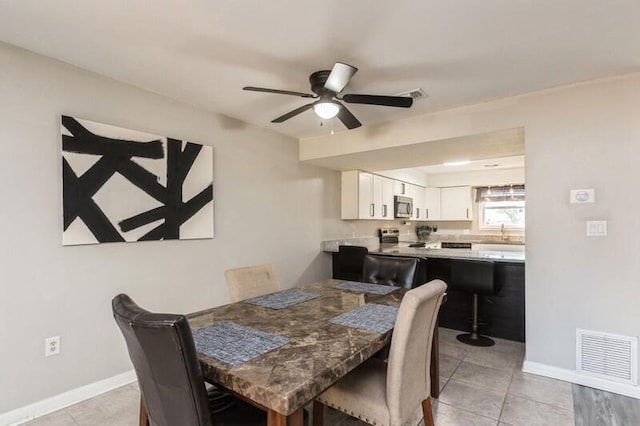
[{"x1": 61, "y1": 116, "x2": 213, "y2": 245}]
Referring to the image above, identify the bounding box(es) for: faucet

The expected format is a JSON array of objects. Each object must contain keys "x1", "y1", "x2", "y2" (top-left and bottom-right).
[{"x1": 500, "y1": 224, "x2": 507, "y2": 242}]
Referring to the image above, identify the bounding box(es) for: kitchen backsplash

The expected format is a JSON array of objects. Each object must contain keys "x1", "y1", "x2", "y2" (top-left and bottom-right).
[{"x1": 327, "y1": 219, "x2": 525, "y2": 245}]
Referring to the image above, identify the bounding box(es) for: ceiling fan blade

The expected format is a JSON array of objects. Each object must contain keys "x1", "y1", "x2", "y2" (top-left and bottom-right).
[
  {"x1": 243, "y1": 86, "x2": 316, "y2": 98},
  {"x1": 271, "y1": 103, "x2": 314, "y2": 123},
  {"x1": 342, "y1": 94, "x2": 413, "y2": 108},
  {"x1": 335, "y1": 102, "x2": 362, "y2": 129},
  {"x1": 324, "y1": 62, "x2": 358, "y2": 94}
]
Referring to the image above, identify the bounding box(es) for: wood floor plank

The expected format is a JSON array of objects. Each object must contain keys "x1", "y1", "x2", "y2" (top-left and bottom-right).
[{"x1": 573, "y1": 384, "x2": 640, "y2": 426}]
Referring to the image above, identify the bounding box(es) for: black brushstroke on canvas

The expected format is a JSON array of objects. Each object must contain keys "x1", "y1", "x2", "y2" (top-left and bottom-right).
[{"x1": 62, "y1": 116, "x2": 213, "y2": 243}]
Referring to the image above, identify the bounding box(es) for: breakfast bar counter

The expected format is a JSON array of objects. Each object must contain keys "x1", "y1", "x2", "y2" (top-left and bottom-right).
[
  {"x1": 373, "y1": 246, "x2": 525, "y2": 263},
  {"x1": 323, "y1": 238, "x2": 526, "y2": 342}
]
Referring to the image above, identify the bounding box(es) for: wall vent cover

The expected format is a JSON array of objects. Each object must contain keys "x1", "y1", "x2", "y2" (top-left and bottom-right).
[
  {"x1": 395, "y1": 88, "x2": 429, "y2": 100},
  {"x1": 576, "y1": 329, "x2": 638, "y2": 385}
]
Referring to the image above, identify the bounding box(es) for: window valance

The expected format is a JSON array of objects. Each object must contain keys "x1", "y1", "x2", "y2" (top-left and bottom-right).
[{"x1": 475, "y1": 184, "x2": 525, "y2": 202}]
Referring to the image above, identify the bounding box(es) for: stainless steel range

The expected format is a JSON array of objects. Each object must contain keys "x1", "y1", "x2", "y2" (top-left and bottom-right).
[
  {"x1": 379, "y1": 228, "x2": 429, "y2": 248},
  {"x1": 379, "y1": 228, "x2": 400, "y2": 245}
]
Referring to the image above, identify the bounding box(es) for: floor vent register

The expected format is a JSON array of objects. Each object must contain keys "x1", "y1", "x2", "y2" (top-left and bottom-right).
[{"x1": 576, "y1": 329, "x2": 638, "y2": 386}]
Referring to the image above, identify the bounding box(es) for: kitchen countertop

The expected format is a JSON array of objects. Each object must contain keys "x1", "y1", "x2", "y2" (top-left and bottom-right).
[
  {"x1": 322, "y1": 238, "x2": 525, "y2": 263},
  {"x1": 374, "y1": 246, "x2": 525, "y2": 263}
]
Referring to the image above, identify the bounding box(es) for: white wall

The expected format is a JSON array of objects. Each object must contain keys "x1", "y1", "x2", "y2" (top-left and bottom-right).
[
  {"x1": 0, "y1": 42, "x2": 355, "y2": 418},
  {"x1": 301, "y1": 74, "x2": 640, "y2": 397}
]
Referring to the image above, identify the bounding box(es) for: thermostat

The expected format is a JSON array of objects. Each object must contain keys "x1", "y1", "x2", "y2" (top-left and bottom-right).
[{"x1": 570, "y1": 189, "x2": 595, "y2": 204}]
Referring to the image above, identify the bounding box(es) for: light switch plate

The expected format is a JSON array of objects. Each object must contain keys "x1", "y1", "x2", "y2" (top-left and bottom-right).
[
  {"x1": 570, "y1": 189, "x2": 595, "y2": 203},
  {"x1": 586, "y1": 220, "x2": 607, "y2": 237}
]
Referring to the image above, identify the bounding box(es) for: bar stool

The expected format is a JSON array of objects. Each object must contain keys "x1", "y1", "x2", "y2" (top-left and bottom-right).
[{"x1": 450, "y1": 259, "x2": 498, "y2": 346}]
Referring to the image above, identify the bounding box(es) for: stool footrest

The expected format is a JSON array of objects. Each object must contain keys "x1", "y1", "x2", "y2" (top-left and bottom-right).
[{"x1": 456, "y1": 333, "x2": 495, "y2": 347}]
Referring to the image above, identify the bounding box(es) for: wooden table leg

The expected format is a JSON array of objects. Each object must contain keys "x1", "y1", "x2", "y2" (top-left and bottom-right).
[
  {"x1": 267, "y1": 407, "x2": 304, "y2": 426},
  {"x1": 430, "y1": 321, "x2": 440, "y2": 398},
  {"x1": 287, "y1": 408, "x2": 304, "y2": 426},
  {"x1": 139, "y1": 396, "x2": 149, "y2": 426},
  {"x1": 313, "y1": 400, "x2": 324, "y2": 426}
]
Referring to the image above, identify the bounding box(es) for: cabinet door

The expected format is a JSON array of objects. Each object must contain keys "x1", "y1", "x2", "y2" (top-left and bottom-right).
[
  {"x1": 358, "y1": 172, "x2": 374, "y2": 218},
  {"x1": 372, "y1": 174, "x2": 384, "y2": 219},
  {"x1": 393, "y1": 180, "x2": 407, "y2": 196},
  {"x1": 441, "y1": 186, "x2": 472, "y2": 220},
  {"x1": 425, "y1": 187, "x2": 442, "y2": 220},
  {"x1": 412, "y1": 185, "x2": 426, "y2": 220},
  {"x1": 380, "y1": 177, "x2": 394, "y2": 220}
]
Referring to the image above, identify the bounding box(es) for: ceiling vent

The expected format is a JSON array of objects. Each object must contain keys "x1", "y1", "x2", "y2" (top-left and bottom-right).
[
  {"x1": 396, "y1": 88, "x2": 429, "y2": 101},
  {"x1": 576, "y1": 329, "x2": 638, "y2": 385}
]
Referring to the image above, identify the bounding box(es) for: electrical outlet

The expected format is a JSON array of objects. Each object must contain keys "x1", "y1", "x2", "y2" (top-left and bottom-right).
[{"x1": 45, "y1": 336, "x2": 60, "y2": 357}]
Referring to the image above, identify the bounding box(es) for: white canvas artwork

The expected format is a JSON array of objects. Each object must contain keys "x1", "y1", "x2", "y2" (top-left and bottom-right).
[{"x1": 61, "y1": 116, "x2": 214, "y2": 245}]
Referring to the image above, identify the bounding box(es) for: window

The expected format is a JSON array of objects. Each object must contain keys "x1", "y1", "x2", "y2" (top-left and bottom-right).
[{"x1": 476, "y1": 185, "x2": 525, "y2": 230}]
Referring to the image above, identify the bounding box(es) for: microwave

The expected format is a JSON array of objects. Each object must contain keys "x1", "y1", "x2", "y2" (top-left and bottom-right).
[{"x1": 394, "y1": 196, "x2": 413, "y2": 218}]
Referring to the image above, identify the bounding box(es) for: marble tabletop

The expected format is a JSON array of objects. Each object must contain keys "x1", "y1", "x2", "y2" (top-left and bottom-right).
[{"x1": 187, "y1": 279, "x2": 407, "y2": 417}]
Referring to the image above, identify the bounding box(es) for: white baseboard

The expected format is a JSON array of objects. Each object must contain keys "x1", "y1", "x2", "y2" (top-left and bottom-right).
[
  {"x1": 0, "y1": 370, "x2": 136, "y2": 426},
  {"x1": 523, "y1": 361, "x2": 640, "y2": 399}
]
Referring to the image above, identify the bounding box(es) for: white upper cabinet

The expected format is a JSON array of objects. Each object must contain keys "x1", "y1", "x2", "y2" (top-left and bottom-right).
[
  {"x1": 393, "y1": 180, "x2": 408, "y2": 196},
  {"x1": 341, "y1": 171, "x2": 394, "y2": 220},
  {"x1": 425, "y1": 187, "x2": 442, "y2": 221},
  {"x1": 440, "y1": 186, "x2": 473, "y2": 221},
  {"x1": 358, "y1": 171, "x2": 374, "y2": 218},
  {"x1": 411, "y1": 184, "x2": 426, "y2": 220},
  {"x1": 371, "y1": 174, "x2": 394, "y2": 219}
]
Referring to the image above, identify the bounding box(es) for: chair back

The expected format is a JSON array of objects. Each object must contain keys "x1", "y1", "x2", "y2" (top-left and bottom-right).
[
  {"x1": 450, "y1": 259, "x2": 497, "y2": 295},
  {"x1": 334, "y1": 245, "x2": 369, "y2": 282},
  {"x1": 362, "y1": 254, "x2": 419, "y2": 288},
  {"x1": 224, "y1": 263, "x2": 280, "y2": 303},
  {"x1": 112, "y1": 294, "x2": 213, "y2": 426},
  {"x1": 386, "y1": 280, "x2": 447, "y2": 424}
]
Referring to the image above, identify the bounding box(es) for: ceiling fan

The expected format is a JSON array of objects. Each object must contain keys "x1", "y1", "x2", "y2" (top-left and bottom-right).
[{"x1": 243, "y1": 62, "x2": 413, "y2": 130}]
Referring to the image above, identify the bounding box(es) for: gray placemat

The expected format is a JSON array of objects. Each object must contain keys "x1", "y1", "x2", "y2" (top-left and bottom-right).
[
  {"x1": 333, "y1": 281, "x2": 400, "y2": 295},
  {"x1": 244, "y1": 288, "x2": 320, "y2": 309},
  {"x1": 193, "y1": 321, "x2": 290, "y2": 366},
  {"x1": 329, "y1": 303, "x2": 399, "y2": 333}
]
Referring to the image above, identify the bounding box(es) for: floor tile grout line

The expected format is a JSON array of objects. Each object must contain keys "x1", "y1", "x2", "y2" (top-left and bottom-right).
[
  {"x1": 436, "y1": 400, "x2": 502, "y2": 424},
  {"x1": 505, "y1": 392, "x2": 576, "y2": 415},
  {"x1": 497, "y1": 358, "x2": 518, "y2": 423},
  {"x1": 436, "y1": 382, "x2": 505, "y2": 422}
]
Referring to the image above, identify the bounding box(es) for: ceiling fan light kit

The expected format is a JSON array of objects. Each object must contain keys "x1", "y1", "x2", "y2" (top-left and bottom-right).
[
  {"x1": 243, "y1": 62, "x2": 413, "y2": 130},
  {"x1": 313, "y1": 101, "x2": 340, "y2": 119}
]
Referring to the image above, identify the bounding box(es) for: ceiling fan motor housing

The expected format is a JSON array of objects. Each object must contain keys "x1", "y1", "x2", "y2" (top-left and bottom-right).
[{"x1": 309, "y1": 70, "x2": 333, "y2": 95}]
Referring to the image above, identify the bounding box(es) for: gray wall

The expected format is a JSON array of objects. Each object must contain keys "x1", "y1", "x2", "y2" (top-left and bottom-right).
[
  {"x1": 0, "y1": 43, "x2": 352, "y2": 414},
  {"x1": 300, "y1": 74, "x2": 640, "y2": 395}
]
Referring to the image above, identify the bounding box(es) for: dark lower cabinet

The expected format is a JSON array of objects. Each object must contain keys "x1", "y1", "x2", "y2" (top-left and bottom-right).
[
  {"x1": 436, "y1": 261, "x2": 525, "y2": 342},
  {"x1": 331, "y1": 252, "x2": 525, "y2": 342}
]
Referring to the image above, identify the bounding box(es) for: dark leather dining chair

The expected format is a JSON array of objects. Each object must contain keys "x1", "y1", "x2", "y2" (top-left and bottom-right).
[
  {"x1": 112, "y1": 294, "x2": 265, "y2": 426},
  {"x1": 333, "y1": 245, "x2": 369, "y2": 282},
  {"x1": 362, "y1": 254, "x2": 419, "y2": 289}
]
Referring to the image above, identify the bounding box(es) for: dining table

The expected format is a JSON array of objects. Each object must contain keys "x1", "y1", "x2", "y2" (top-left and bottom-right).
[{"x1": 187, "y1": 279, "x2": 441, "y2": 426}]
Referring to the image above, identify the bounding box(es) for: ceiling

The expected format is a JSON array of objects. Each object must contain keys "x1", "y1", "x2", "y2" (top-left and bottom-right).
[
  {"x1": 1, "y1": 1, "x2": 639, "y2": 139},
  {"x1": 302, "y1": 127, "x2": 524, "y2": 172},
  {"x1": 415, "y1": 155, "x2": 525, "y2": 175}
]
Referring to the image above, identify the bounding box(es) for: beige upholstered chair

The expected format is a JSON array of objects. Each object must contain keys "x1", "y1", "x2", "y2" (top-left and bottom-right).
[
  {"x1": 224, "y1": 263, "x2": 280, "y2": 303},
  {"x1": 313, "y1": 280, "x2": 447, "y2": 426}
]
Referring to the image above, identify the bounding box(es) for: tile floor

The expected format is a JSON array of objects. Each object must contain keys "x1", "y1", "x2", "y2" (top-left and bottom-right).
[{"x1": 18, "y1": 328, "x2": 583, "y2": 425}]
